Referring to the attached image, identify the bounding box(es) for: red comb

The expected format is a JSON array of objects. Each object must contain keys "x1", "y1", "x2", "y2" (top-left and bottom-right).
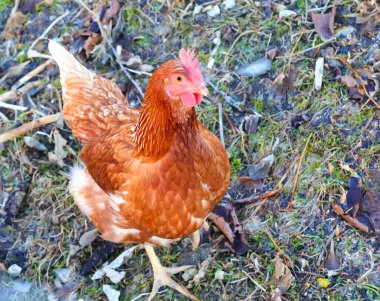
[{"x1": 179, "y1": 48, "x2": 203, "y2": 84}]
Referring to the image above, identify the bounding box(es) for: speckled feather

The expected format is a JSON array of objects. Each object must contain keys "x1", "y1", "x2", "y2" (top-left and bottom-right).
[{"x1": 49, "y1": 41, "x2": 230, "y2": 246}]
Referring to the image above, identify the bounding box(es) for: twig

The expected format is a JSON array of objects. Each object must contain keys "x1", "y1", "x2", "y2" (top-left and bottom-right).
[
  {"x1": 334, "y1": 56, "x2": 380, "y2": 110},
  {"x1": 218, "y1": 102, "x2": 225, "y2": 146},
  {"x1": 0, "y1": 102, "x2": 27, "y2": 111},
  {"x1": 12, "y1": 59, "x2": 53, "y2": 90},
  {"x1": 77, "y1": 0, "x2": 144, "y2": 98},
  {"x1": 0, "y1": 113, "x2": 63, "y2": 143},
  {"x1": 233, "y1": 189, "x2": 281, "y2": 204},
  {"x1": 241, "y1": 270, "x2": 267, "y2": 292},
  {"x1": 265, "y1": 229, "x2": 283, "y2": 254},
  {"x1": 277, "y1": 38, "x2": 335, "y2": 59},
  {"x1": 11, "y1": 0, "x2": 20, "y2": 15},
  {"x1": 27, "y1": 11, "x2": 70, "y2": 58},
  {"x1": 0, "y1": 80, "x2": 43, "y2": 103},
  {"x1": 223, "y1": 30, "x2": 257, "y2": 67},
  {"x1": 288, "y1": 132, "x2": 313, "y2": 210},
  {"x1": 332, "y1": 204, "x2": 369, "y2": 233}
]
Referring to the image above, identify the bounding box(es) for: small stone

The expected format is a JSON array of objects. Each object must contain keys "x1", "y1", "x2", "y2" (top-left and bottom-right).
[
  {"x1": 207, "y1": 5, "x2": 220, "y2": 17},
  {"x1": 13, "y1": 281, "x2": 32, "y2": 293},
  {"x1": 103, "y1": 284, "x2": 120, "y2": 301},
  {"x1": 236, "y1": 58, "x2": 272, "y2": 77},
  {"x1": 54, "y1": 268, "x2": 72, "y2": 283},
  {"x1": 182, "y1": 267, "x2": 197, "y2": 281},
  {"x1": 223, "y1": 0, "x2": 236, "y2": 10},
  {"x1": 214, "y1": 270, "x2": 226, "y2": 280},
  {"x1": 8, "y1": 264, "x2": 22, "y2": 277},
  {"x1": 279, "y1": 10, "x2": 297, "y2": 18}
]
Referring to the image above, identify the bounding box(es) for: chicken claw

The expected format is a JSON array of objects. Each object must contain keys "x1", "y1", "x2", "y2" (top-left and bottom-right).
[{"x1": 144, "y1": 243, "x2": 200, "y2": 301}]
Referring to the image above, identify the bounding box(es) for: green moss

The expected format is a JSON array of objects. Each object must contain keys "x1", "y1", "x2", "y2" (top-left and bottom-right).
[
  {"x1": 297, "y1": 0, "x2": 306, "y2": 11},
  {"x1": 0, "y1": 0, "x2": 13, "y2": 13},
  {"x1": 254, "y1": 98, "x2": 264, "y2": 113},
  {"x1": 17, "y1": 54, "x2": 29, "y2": 63}
]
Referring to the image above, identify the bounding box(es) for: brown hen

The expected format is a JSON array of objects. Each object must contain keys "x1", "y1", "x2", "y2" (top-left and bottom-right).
[{"x1": 49, "y1": 40, "x2": 230, "y2": 300}]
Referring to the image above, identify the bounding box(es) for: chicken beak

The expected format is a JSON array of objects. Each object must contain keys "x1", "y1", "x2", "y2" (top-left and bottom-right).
[{"x1": 196, "y1": 84, "x2": 209, "y2": 97}]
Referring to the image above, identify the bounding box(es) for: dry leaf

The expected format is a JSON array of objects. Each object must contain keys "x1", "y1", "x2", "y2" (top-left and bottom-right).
[
  {"x1": 324, "y1": 240, "x2": 341, "y2": 277},
  {"x1": 248, "y1": 155, "x2": 275, "y2": 180},
  {"x1": 20, "y1": 0, "x2": 41, "y2": 14},
  {"x1": 268, "y1": 254, "x2": 294, "y2": 297},
  {"x1": 267, "y1": 48, "x2": 279, "y2": 60},
  {"x1": 79, "y1": 229, "x2": 98, "y2": 248},
  {"x1": 273, "y1": 66, "x2": 297, "y2": 94},
  {"x1": 102, "y1": 0, "x2": 121, "y2": 24},
  {"x1": 236, "y1": 176, "x2": 264, "y2": 190},
  {"x1": 0, "y1": 11, "x2": 28, "y2": 41},
  {"x1": 311, "y1": 7, "x2": 336, "y2": 41},
  {"x1": 209, "y1": 204, "x2": 252, "y2": 255},
  {"x1": 341, "y1": 75, "x2": 358, "y2": 88},
  {"x1": 83, "y1": 33, "x2": 101, "y2": 57},
  {"x1": 241, "y1": 114, "x2": 260, "y2": 135},
  {"x1": 48, "y1": 129, "x2": 67, "y2": 166}
]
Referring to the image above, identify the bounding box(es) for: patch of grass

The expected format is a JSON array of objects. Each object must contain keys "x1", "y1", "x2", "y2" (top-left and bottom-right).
[{"x1": 0, "y1": 0, "x2": 13, "y2": 13}]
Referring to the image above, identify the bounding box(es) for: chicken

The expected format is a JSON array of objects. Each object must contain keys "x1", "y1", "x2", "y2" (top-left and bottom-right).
[{"x1": 48, "y1": 40, "x2": 230, "y2": 300}]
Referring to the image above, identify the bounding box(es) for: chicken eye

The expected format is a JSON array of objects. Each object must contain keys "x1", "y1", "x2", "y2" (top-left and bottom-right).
[{"x1": 176, "y1": 76, "x2": 183, "y2": 82}]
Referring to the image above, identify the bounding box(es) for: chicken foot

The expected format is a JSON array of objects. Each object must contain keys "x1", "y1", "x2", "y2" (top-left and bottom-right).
[{"x1": 143, "y1": 243, "x2": 200, "y2": 301}]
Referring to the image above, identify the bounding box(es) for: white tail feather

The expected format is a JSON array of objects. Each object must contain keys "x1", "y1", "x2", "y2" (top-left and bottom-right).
[{"x1": 48, "y1": 40, "x2": 94, "y2": 87}]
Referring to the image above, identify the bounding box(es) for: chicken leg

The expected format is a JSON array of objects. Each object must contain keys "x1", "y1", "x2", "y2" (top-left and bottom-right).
[{"x1": 144, "y1": 243, "x2": 200, "y2": 301}]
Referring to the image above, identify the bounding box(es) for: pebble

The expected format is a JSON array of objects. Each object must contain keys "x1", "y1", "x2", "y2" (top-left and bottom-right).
[
  {"x1": 8, "y1": 264, "x2": 22, "y2": 277},
  {"x1": 236, "y1": 58, "x2": 272, "y2": 77},
  {"x1": 13, "y1": 281, "x2": 32, "y2": 293},
  {"x1": 54, "y1": 268, "x2": 72, "y2": 283}
]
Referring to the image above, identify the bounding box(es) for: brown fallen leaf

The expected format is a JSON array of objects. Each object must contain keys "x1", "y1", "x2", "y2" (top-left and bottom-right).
[
  {"x1": 324, "y1": 240, "x2": 341, "y2": 276},
  {"x1": 311, "y1": 7, "x2": 336, "y2": 41},
  {"x1": 209, "y1": 204, "x2": 252, "y2": 255},
  {"x1": 241, "y1": 114, "x2": 260, "y2": 135},
  {"x1": 273, "y1": 66, "x2": 298, "y2": 95},
  {"x1": 267, "y1": 48, "x2": 279, "y2": 60},
  {"x1": 83, "y1": 33, "x2": 101, "y2": 57},
  {"x1": 0, "y1": 11, "x2": 28, "y2": 41},
  {"x1": 102, "y1": 0, "x2": 121, "y2": 24},
  {"x1": 20, "y1": 0, "x2": 41, "y2": 14},
  {"x1": 333, "y1": 204, "x2": 369, "y2": 233},
  {"x1": 268, "y1": 253, "x2": 294, "y2": 299},
  {"x1": 236, "y1": 176, "x2": 264, "y2": 190},
  {"x1": 340, "y1": 75, "x2": 358, "y2": 88}
]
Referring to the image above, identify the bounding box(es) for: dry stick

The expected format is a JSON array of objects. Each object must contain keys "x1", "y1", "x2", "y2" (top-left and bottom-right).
[
  {"x1": 223, "y1": 30, "x2": 257, "y2": 67},
  {"x1": 0, "y1": 102, "x2": 27, "y2": 111},
  {"x1": 0, "y1": 80, "x2": 42, "y2": 103},
  {"x1": 77, "y1": 0, "x2": 144, "y2": 98},
  {"x1": 277, "y1": 38, "x2": 335, "y2": 59},
  {"x1": 0, "y1": 113, "x2": 63, "y2": 143},
  {"x1": 218, "y1": 102, "x2": 225, "y2": 146},
  {"x1": 288, "y1": 132, "x2": 313, "y2": 210},
  {"x1": 334, "y1": 56, "x2": 380, "y2": 110},
  {"x1": 234, "y1": 189, "x2": 281, "y2": 204},
  {"x1": 27, "y1": 11, "x2": 70, "y2": 59},
  {"x1": 12, "y1": 59, "x2": 54, "y2": 90},
  {"x1": 332, "y1": 204, "x2": 369, "y2": 233}
]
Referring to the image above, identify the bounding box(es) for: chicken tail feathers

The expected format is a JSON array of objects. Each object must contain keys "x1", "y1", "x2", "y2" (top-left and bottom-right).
[{"x1": 48, "y1": 40, "x2": 132, "y2": 142}]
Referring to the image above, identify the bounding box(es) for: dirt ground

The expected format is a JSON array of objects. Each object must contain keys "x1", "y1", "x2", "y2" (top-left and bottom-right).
[{"x1": 0, "y1": 1, "x2": 379, "y2": 300}]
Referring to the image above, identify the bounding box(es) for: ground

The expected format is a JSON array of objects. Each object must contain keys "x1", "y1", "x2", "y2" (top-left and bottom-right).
[{"x1": 0, "y1": 0, "x2": 379, "y2": 301}]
